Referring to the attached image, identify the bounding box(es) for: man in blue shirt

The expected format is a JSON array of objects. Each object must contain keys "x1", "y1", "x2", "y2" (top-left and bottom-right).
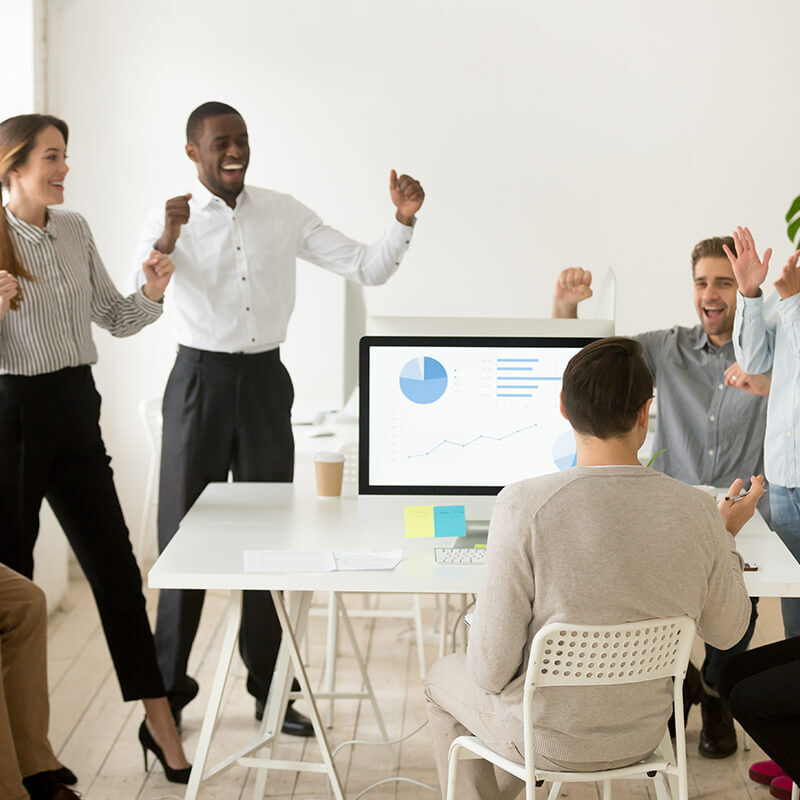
[{"x1": 552, "y1": 236, "x2": 769, "y2": 759}]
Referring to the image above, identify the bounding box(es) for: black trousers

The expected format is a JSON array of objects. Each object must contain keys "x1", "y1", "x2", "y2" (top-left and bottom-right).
[
  {"x1": 0, "y1": 366, "x2": 164, "y2": 700},
  {"x1": 720, "y1": 636, "x2": 800, "y2": 785},
  {"x1": 154, "y1": 346, "x2": 295, "y2": 708}
]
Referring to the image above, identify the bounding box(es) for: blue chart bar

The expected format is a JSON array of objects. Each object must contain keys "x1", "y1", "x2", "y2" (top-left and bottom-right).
[
  {"x1": 498, "y1": 385, "x2": 538, "y2": 389},
  {"x1": 497, "y1": 366, "x2": 533, "y2": 371},
  {"x1": 497, "y1": 358, "x2": 539, "y2": 362},
  {"x1": 497, "y1": 393, "x2": 533, "y2": 397}
]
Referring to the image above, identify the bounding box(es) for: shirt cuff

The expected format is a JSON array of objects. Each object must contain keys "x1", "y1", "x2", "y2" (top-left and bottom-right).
[
  {"x1": 134, "y1": 286, "x2": 164, "y2": 316},
  {"x1": 777, "y1": 292, "x2": 800, "y2": 323}
]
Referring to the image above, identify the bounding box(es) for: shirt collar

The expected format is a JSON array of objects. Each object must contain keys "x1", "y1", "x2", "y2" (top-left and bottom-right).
[
  {"x1": 688, "y1": 325, "x2": 733, "y2": 354},
  {"x1": 190, "y1": 178, "x2": 248, "y2": 211},
  {"x1": 4, "y1": 206, "x2": 57, "y2": 243}
]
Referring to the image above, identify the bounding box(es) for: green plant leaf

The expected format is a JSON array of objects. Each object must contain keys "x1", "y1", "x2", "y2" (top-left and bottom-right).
[
  {"x1": 789, "y1": 216, "x2": 800, "y2": 246},
  {"x1": 646, "y1": 449, "x2": 666, "y2": 468},
  {"x1": 787, "y1": 194, "x2": 800, "y2": 245}
]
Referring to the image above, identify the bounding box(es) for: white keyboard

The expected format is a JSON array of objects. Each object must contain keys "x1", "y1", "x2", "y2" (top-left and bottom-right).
[{"x1": 434, "y1": 547, "x2": 487, "y2": 565}]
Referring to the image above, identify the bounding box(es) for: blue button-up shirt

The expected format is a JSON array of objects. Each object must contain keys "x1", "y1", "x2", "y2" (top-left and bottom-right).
[{"x1": 733, "y1": 291, "x2": 800, "y2": 488}]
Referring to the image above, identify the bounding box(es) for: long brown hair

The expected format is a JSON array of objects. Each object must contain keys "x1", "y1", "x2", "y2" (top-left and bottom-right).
[{"x1": 0, "y1": 113, "x2": 69, "y2": 310}]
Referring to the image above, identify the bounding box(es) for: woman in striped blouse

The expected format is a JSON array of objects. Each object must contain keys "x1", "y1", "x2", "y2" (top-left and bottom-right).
[{"x1": 0, "y1": 114, "x2": 191, "y2": 785}]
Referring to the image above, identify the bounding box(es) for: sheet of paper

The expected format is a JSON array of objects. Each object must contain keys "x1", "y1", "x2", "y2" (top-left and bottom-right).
[
  {"x1": 433, "y1": 505, "x2": 467, "y2": 537},
  {"x1": 333, "y1": 549, "x2": 402, "y2": 571},
  {"x1": 404, "y1": 505, "x2": 435, "y2": 537},
  {"x1": 243, "y1": 550, "x2": 337, "y2": 573}
]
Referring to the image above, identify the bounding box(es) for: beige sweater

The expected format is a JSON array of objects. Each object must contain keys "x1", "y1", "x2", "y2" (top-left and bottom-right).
[{"x1": 467, "y1": 466, "x2": 751, "y2": 765}]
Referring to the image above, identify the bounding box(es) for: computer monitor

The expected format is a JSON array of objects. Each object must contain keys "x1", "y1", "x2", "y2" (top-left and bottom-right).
[{"x1": 359, "y1": 335, "x2": 596, "y2": 496}]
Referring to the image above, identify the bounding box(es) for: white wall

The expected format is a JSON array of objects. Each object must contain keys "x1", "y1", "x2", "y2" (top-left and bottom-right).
[
  {"x1": 1, "y1": 0, "x2": 69, "y2": 606},
  {"x1": 40, "y1": 0, "x2": 800, "y2": 556}
]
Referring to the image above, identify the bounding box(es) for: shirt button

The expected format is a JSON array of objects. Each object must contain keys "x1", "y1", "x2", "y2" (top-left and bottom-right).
[
  {"x1": 251, "y1": 338, "x2": 255, "y2": 342},
  {"x1": 708, "y1": 449, "x2": 714, "y2": 456},
  {"x1": 709, "y1": 415, "x2": 715, "y2": 421},
  {"x1": 242, "y1": 276, "x2": 246, "y2": 281},
  {"x1": 718, "y1": 384, "x2": 724, "y2": 390},
  {"x1": 237, "y1": 246, "x2": 241, "y2": 251},
  {"x1": 246, "y1": 306, "x2": 250, "y2": 311}
]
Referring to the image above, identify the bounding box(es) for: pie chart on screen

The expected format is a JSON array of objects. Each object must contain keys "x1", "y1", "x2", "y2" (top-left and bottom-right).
[
  {"x1": 399, "y1": 357, "x2": 448, "y2": 404},
  {"x1": 552, "y1": 430, "x2": 578, "y2": 470}
]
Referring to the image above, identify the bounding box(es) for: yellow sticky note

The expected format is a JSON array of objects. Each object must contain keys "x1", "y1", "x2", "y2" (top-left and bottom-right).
[{"x1": 404, "y1": 505, "x2": 435, "y2": 538}]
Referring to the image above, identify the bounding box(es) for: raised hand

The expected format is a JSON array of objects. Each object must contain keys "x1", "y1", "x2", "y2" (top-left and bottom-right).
[
  {"x1": 723, "y1": 361, "x2": 771, "y2": 397},
  {"x1": 553, "y1": 267, "x2": 593, "y2": 318},
  {"x1": 156, "y1": 194, "x2": 192, "y2": 254},
  {"x1": 389, "y1": 170, "x2": 424, "y2": 226},
  {"x1": 717, "y1": 475, "x2": 766, "y2": 535},
  {"x1": 722, "y1": 226, "x2": 772, "y2": 298},
  {"x1": 774, "y1": 249, "x2": 800, "y2": 300},
  {"x1": 141, "y1": 250, "x2": 175, "y2": 302},
  {"x1": 0, "y1": 270, "x2": 19, "y2": 320}
]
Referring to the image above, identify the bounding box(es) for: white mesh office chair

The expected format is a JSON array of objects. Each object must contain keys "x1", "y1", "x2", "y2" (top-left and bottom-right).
[{"x1": 447, "y1": 617, "x2": 696, "y2": 800}]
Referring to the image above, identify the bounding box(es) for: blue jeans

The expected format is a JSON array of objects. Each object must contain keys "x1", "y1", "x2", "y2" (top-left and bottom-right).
[{"x1": 770, "y1": 485, "x2": 800, "y2": 638}]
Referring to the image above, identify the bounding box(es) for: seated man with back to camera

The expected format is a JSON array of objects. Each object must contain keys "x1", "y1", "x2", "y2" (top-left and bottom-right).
[
  {"x1": 551, "y1": 238, "x2": 769, "y2": 759},
  {"x1": 424, "y1": 337, "x2": 761, "y2": 800}
]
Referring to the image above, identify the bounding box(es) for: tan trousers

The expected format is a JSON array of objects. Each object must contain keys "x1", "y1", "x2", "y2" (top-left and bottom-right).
[
  {"x1": 425, "y1": 653, "x2": 651, "y2": 800},
  {"x1": 0, "y1": 564, "x2": 59, "y2": 800}
]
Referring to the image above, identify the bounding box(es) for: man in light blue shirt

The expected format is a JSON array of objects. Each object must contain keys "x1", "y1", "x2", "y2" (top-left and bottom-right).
[{"x1": 727, "y1": 226, "x2": 800, "y2": 637}]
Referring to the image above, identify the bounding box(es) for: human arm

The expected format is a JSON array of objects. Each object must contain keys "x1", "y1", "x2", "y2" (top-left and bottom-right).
[
  {"x1": 81, "y1": 217, "x2": 164, "y2": 335},
  {"x1": 296, "y1": 173, "x2": 421, "y2": 284},
  {"x1": 723, "y1": 362, "x2": 771, "y2": 396},
  {"x1": 0, "y1": 270, "x2": 18, "y2": 323},
  {"x1": 467, "y1": 500, "x2": 534, "y2": 693},
  {"x1": 695, "y1": 497, "x2": 752, "y2": 649},
  {"x1": 552, "y1": 267, "x2": 593, "y2": 318}
]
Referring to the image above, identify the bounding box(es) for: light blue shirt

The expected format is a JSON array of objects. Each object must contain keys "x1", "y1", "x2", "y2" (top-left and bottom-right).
[{"x1": 733, "y1": 290, "x2": 800, "y2": 488}]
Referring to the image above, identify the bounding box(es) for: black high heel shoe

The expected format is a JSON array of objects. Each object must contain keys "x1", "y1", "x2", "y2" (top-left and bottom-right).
[{"x1": 138, "y1": 719, "x2": 192, "y2": 784}]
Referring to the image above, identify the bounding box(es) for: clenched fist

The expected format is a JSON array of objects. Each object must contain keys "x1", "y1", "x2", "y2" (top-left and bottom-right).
[
  {"x1": 156, "y1": 194, "x2": 192, "y2": 254},
  {"x1": 553, "y1": 267, "x2": 593, "y2": 318},
  {"x1": 0, "y1": 270, "x2": 19, "y2": 319},
  {"x1": 390, "y1": 170, "x2": 424, "y2": 226}
]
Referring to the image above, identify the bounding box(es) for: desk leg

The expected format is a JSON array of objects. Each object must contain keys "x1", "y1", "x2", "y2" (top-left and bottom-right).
[
  {"x1": 334, "y1": 593, "x2": 390, "y2": 745},
  {"x1": 325, "y1": 591, "x2": 338, "y2": 727},
  {"x1": 185, "y1": 590, "x2": 242, "y2": 800},
  {"x1": 269, "y1": 590, "x2": 345, "y2": 800}
]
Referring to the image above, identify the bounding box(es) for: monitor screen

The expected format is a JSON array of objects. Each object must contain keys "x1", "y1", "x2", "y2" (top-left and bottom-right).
[{"x1": 359, "y1": 335, "x2": 596, "y2": 495}]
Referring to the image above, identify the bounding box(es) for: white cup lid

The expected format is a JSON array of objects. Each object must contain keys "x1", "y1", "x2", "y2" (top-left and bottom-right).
[{"x1": 315, "y1": 451, "x2": 345, "y2": 463}]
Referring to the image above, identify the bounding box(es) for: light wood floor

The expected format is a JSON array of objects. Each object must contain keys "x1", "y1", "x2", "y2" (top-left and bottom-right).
[{"x1": 46, "y1": 575, "x2": 785, "y2": 799}]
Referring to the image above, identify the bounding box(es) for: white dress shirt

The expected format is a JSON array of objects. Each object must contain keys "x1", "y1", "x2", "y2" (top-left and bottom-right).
[
  {"x1": 734, "y1": 289, "x2": 800, "y2": 488},
  {"x1": 127, "y1": 179, "x2": 414, "y2": 353}
]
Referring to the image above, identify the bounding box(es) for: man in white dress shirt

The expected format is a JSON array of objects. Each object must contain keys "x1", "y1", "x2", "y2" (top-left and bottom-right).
[{"x1": 130, "y1": 101, "x2": 424, "y2": 734}]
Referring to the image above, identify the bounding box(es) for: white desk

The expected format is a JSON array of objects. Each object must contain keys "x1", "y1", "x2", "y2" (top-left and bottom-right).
[{"x1": 149, "y1": 482, "x2": 800, "y2": 799}]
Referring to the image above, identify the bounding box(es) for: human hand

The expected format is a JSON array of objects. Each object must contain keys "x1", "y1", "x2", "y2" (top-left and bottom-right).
[
  {"x1": 722, "y1": 226, "x2": 772, "y2": 298},
  {"x1": 717, "y1": 475, "x2": 766, "y2": 535},
  {"x1": 773, "y1": 249, "x2": 800, "y2": 300},
  {"x1": 0, "y1": 270, "x2": 19, "y2": 319},
  {"x1": 389, "y1": 170, "x2": 424, "y2": 225},
  {"x1": 724, "y1": 362, "x2": 771, "y2": 397},
  {"x1": 156, "y1": 194, "x2": 192, "y2": 254},
  {"x1": 553, "y1": 267, "x2": 592, "y2": 318},
  {"x1": 141, "y1": 250, "x2": 175, "y2": 302}
]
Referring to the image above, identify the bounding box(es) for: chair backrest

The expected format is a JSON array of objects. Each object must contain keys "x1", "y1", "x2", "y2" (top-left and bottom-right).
[{"x1": 521, "y1": 617, "x2": 695, "y2": 777}]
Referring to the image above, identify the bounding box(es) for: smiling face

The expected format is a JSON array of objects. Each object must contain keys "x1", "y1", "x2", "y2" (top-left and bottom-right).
[
  {"x1": 693, "y1": 256, "x2": 738, "y2": 345},
  {"x1": 7, "y1": 124, "x2": 69, "y2": 209},
  {"x1": 186, "y1": 113, "x2": 249, "y2": 206}
]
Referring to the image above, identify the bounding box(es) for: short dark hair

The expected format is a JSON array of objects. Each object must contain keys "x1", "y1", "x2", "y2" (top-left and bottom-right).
[
  {"x1": 691, "y1": 236, "x2": 735, "y2": 273},
  {"x1": 561, "y1": 337, "x2": 654, "y2": 439},
  {"x1": 186, "y1": 101, "x2": 242, "y2": 144}
]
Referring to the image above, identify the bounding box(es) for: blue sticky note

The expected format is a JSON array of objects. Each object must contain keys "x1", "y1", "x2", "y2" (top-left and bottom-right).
[{"x1": 433, "y1": 505, "x2": 467, "y2": 538}]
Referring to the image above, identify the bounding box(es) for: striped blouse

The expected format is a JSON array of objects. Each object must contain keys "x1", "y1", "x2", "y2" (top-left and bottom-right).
[{"x1": 0, "y1": 207, "x2": 162, "y2": 376}]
